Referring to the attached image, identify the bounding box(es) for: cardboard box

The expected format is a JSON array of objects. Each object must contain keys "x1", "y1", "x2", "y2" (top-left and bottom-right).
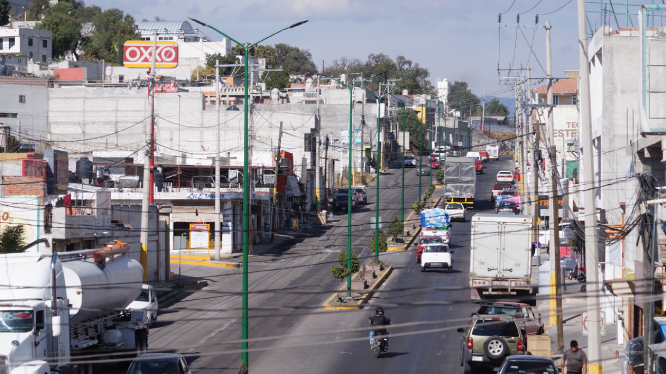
[{"x1": 527, "y1": 334, "x2": 552, "y2": 357}]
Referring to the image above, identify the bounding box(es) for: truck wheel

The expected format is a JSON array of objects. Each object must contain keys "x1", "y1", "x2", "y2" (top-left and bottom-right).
[
  {"x1": 483, "y1": 336, "x2": 509, "y2": 360},
  {"x1": 421, "y1": 266, "x2": 425, "y2": 272}
]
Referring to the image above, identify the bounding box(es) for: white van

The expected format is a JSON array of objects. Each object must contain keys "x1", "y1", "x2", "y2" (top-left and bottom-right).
[{"x1": 465, "y1": 151, "x2": 482, "y2": 162}]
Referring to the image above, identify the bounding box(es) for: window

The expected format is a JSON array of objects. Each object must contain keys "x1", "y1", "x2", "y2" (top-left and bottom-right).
[
  {"x1": 35, "y1": 310, "x2": 44, "y2": 331},
  {"x1": 43, "y1": 40, "x2": 47, "y2": 48},
  {"x1": 158, "y1": 36, "x2": 173, "y2": 41},
  {"x1": 42, "y1": 55, "x2": 46, "y2": 63},
  {"x1": 28, "y1": 38, "x2": 33, "y2": 46},
  {"x1": 572, "y1": 94, "x2": 577, "y2": 106},
  {"x1": 118, "y1": 75, "x2": 124, "y2": 83},
  {"x1": 0, "y1": 38, "x2": 3, "y2": 50},
  {"x1": 8, "y1": 37, "x2": 15, "y2": 49},
  {"x1": 553, "y1": 95, "x2": 559, "y2": 105},
  {"x1": 18, "y1": 95, "x2": 25, "y2": 103}
]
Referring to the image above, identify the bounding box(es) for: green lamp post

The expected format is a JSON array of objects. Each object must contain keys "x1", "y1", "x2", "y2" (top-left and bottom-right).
[{"x1": 188, "y1": 17, "x2": 308, "y2": 369}]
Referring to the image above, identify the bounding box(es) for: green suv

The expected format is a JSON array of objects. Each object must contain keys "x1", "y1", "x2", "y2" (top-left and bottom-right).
[{"x1": 457, "y1": 315, "x2": 526, "y2": 372}]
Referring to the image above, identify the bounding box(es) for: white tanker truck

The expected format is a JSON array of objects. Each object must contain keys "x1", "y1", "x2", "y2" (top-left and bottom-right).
[{"x1": 0, "y1": 240, "x2": 149, "y2": 374}]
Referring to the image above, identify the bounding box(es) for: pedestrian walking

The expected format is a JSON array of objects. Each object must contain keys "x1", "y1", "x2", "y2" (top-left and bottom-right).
[{"x1": 561, "y1": 340, "x2": 588, "y2": 374}]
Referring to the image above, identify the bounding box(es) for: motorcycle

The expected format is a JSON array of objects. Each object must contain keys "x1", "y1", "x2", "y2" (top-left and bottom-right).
[{"x1": 371, "y1": 331, "x2": 389, "y2": 358}]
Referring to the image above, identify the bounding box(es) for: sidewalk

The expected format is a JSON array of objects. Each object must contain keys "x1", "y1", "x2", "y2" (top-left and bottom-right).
[{"x1": 539, "y1": 292, "x2": 623, "y2": 374}]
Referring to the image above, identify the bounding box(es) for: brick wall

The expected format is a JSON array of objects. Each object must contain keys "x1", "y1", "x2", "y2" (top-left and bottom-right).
[{"x1": 3, "y1": 176, "x2": 46, "y2": 201}]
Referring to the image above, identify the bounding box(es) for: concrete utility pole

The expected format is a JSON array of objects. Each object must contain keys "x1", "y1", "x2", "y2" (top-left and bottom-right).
[
  {"x1": 577, "y1": 2, "x2": 602, "y2": 372},
  {"x1": 315, "y1": 75, "x2": 321, "y2": 206},
  {"x1": 140, "y1": 29, "x2": 157, "y2": 283},
  {"x1": 272, "y1": 121, "x2": 283, "y2": 241},
  {"x1": 214, "y1": 60, "x2": 221, "y2": 261},
  {"x1": 544, "y1": 21, "x2": 563, "y2": 353},
  {"x1": 482, "y1": 86, "x2": 486, "y2": 144},
  {"x1": 520, "y1": 75, "x2": 526, "y2": 200}
]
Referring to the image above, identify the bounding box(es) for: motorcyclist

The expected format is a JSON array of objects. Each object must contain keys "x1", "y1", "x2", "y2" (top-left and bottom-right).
[{"x1": 369, "y1": 306, "x2": 391, "y2": 349}]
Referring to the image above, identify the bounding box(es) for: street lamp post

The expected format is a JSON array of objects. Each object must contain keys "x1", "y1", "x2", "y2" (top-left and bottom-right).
[
  {"x1": 419, "y1": 100, "x2": 424, "y2": 200},
  {"x1": 322, "y1": 73, "x2": 384, "y2": 292},
  {"x1": 188, "y1": 17, "x2": 308, "y2": 369}
]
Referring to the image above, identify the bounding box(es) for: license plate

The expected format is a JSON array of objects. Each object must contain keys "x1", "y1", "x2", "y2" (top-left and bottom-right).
[
  {"x1": 499, "y1": 209, "x2": 513, "y2": 212},
  {"x1": 431, "y1": 263, "x2": 442, "y2": 266},
  {"x1": 472, "y1": 356, "x2": 483, "y2": 362},
  {"x1": 494, "y1": 281, "x2": 509, "y2": 286}
]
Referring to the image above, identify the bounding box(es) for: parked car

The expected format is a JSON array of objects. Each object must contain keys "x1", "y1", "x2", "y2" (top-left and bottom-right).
[
  {"x1": 127, "y1": 353, "x2": 191, "y2": 374},
  {"x1": 475, "y1": 159, "x2": 484, "y2": 174},
  {"x1": 416, "y1": 236, "x2": 444, "y2": 263},
  {"x1": 355, "y1": 188, "x2": 368, "y2": 205},
  {"x1": 496, "y1": 201, "x2": 519, "y2": 214},
  {"x1": 495, "y1": 190, "x2": 521, "y2": 208},
  {"x1": 496, "y1": 355, "x2": 558, "y2": 374},
  {"x1": 458, "y1": 315, "x2": 525, "y2": 373},
  {"x1": 497, "y1": 170, "x2": 515, "y2": 183},
  {"x1": 417, "y1": 163, "x2": 431, "y2": 176},
  {"x1": 126, "y1": 284, "x2": 158, "y2": 326},
  {"x1": 471, "y1": 302, "x2": 544, "y2": 336},
  {"x1": 491, "y1": 182, "x2": 514, "y2": 202},
  {"x1": 444, "y1": 203, "x2": 466, "y2": 222},
  {"x1": 420, "y1": 244, "x2": 454, "y2": 272},
  {"x1": 403, "y1": 155, "x2": 418, "y2": 167},
  {"x1": 332, "y1": 188, "x2": 358, "y2": 211}
]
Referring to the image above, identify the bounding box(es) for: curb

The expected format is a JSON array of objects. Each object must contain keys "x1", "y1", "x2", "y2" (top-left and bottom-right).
[
  {"x1": 169, "y1": 259, "x2": 241, "y2": 268},
  {"x1": 323, "y1": 266, "x2": 394, "y2": 310},
  {"x1": 389, "y1": 197, "x2": 441, "y2": 251}
]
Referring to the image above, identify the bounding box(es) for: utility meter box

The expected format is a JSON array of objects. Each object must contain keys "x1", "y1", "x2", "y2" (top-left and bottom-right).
[{"x1": 565, "y1": 139, "x2": 579, "y2": 152}]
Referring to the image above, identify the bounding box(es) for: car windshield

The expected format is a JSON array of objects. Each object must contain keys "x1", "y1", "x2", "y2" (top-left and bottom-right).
[
  {"x1": 472, "y1": 320, "x2": 519, "y2": 337},
  {"x1": 424, "y1": 245, "x2": 448, "y2": 253},
  {"x1": 478, "y1": 306, "x2": 521, "y2": 316},
  {"x1": 447, "y1": 204, "x2": 463, "y2": 209},
  {"x1": 501, "y1": 361, "x2": 556, "y2": 374},
  {"x1": 420, "y1": 238, "x2": 442, "y2": 244},
  {"x1": 127, "y1": 359, "x2": 180, "y2": 374},
  {"x1": 500, "y1": 192, "x2": 516, "y2": 196},
  {"x1": 355, "y1": 189, "x2": 364, "y2": 194},
  {"x1": 0, "y1": 310, "x2": 33, "y2": 333},
  {"x1": 135, "y1": 290, "x2": 150, "y2": 302},
  {"x1": 499, "y1": 171, "x2": 512, "y2": 175},
  {"x1": 495, "y1": 183, "x2": 512, "y2": 190},
  {"x1": 335, "y1": 195, "x2": 349, "y2": 201},
  {"x1": 404, "y1": 156, "x2": 415, "y2": 160},
  {"x1": 499, "y1": 202, "x2": 516, "y2": 207}
]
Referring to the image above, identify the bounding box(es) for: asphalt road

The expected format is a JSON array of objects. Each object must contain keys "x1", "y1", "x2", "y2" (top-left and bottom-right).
[{"x1": 99, "y1": 157, "x2": 517, "y2": 374}]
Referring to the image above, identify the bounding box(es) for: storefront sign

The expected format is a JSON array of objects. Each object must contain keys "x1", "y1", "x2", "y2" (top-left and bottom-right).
[{"x1": 189, "y1": 223, "x2": 209, "y2": 249}]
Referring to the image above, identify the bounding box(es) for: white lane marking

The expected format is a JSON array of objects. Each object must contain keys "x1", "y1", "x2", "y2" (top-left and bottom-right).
[
  {"x1": 437, "y1": 349, "x2": 442, "y2": 356},
  {"x1": 340, "y1": 352, "x2": 352, "y2": 354},
  {"x1": 442, "y1": 334, "x2": 446, "y2": 339}
]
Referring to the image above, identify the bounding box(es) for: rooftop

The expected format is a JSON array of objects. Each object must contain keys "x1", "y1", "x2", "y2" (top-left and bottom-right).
[{"x1": 534, "y1": 78, "x2": 578, "y2": 95}]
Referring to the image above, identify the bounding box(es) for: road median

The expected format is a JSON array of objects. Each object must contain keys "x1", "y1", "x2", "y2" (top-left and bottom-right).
[{"x1": 323, "y1": 265, "x2": 393, "y2": 310}]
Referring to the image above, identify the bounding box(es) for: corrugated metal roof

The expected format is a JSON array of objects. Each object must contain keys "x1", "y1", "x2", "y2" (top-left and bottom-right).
[
  {"x1": 136, "y1": 21, "x2": 194, "y2": 35},
  {"x1": 534, "y1": 78, "x2": 578, "y2": 95}
]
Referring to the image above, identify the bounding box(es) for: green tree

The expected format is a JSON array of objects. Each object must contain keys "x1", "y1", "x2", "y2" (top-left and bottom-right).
[
  {"x1": 448, "y1": 81, "x2": 480, "y2": 117},
  {"x1": 83, "y1": 8, "x2": 138, "y2": 65},
  {"x1": 0, "y1": 0, "x2": 10, "y2": 26},
  {"x1": 205, "y1": 53, "x2": 241, "y2": 76},
  {"x1": 398, "y1": 108, "x2": 430, "y2": 155},
  {"x1": 387, "y1": 216, "x2": 404, "y2": 242},
  {"x1": 272, "y1": 43, "x2": 317, "y2": 75},
  {"x1": 77, "y1": 5, "x2": 101, "y2": 23},
  {"x1": 36, "y1": 4, "x2": 82, "y2": 59},
  {"x1": 369, "y1": 230, "x2": 388, "y2": 252},
  {"x1": 331, "y1": 252, "x2": 360, "y2": 278},
  {"x1": 262, "y1": 70, "x2": 290, "y2": 90},
  {"x1": 27, "y1": 0, "x2": 50, "y2": 21},
  {"x1": 484, "y1": 98, "x2": 510, "y2": 117},
  {"x1": 0, "y1": 225, "x2": 25, "y2": 254}
]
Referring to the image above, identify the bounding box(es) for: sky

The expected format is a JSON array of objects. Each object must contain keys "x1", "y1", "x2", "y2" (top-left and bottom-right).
[{"x1": 85, "y1": 0, "x2": 593, "y2": 100}]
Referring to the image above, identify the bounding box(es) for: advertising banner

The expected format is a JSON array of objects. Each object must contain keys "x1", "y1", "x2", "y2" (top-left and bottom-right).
[{"x1": 123, "y1": 41, "x2": 178, "y2": 68}]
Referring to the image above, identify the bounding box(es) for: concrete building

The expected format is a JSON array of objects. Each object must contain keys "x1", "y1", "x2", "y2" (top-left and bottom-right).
[
  {"x1": 0, "y1": 77, "x2": 49, "y2": 150},
  {"x1": 437, "y1": 78, "x2": 451, "y2": 108},
  {"x1": 0, "y1": 28, "x2": 52, "y2": 65}
]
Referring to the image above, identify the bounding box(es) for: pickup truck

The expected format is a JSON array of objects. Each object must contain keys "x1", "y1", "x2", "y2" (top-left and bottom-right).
[
  {"x1": 491, "y1": 182, "x2": 514, "y2": 202},
  {"x1": 420, "y1": 208, "x2": 451, "y2": 243},
  {"x1": 420, "y1": 244, "x2": 454, "y2": 272}
]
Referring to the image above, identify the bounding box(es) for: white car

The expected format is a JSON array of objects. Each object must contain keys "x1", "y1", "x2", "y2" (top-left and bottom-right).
[
  {"x1": 497, "y1": 170, "x2": 515, "y2": 183},
  {"x1": 420, "y1": 244, "x2": 454, "y2": 272},
  {"x1": 126, "y1": 284, "x2": 158, "y2": 326},
  {"x1": 444, "y1": 203, "x2": 465, "y2": 222}
]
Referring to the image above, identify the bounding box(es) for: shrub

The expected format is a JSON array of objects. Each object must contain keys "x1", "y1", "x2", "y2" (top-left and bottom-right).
[
  {"x1": 411, "y1": 201, "x2": 424, "y2": 215},
  {"x1": 369, "y1": 230, "x2": 388, "y2": 252},
  {"x1": 331, "y1": 252, "x2": 360, "y2": 278},
  {"x1": 0, "y1": 225, "x2": 25, "y2": 254},
  {"x1": 435, "y1": 170, "x2": 444, "y2": 183},
  {"x1": 387, "y1": 215, "x2": 404, "y2": 241}
]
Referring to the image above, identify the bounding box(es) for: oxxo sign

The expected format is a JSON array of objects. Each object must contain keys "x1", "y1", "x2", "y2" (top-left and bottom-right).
[{"x1": 123, "y1": 41, "x2": 178, "y2": 68}]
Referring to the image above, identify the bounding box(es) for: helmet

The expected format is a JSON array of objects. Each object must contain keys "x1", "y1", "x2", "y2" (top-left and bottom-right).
[{"x1": 375, "y1": 307, "x2": 384, "y2": 316}]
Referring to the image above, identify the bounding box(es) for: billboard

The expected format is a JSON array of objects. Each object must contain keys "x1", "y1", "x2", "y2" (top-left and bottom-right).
[
  {"x1": 123, "y1": 41, "x2": 178, "y2": 68},
  {"x1": 22, "y1": 159, "x2": 47, "y2": 178}
]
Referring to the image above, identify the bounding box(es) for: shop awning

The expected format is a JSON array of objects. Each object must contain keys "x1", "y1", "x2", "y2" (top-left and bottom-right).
[{"x1": 605, "y1": 278, "x2": 634, "y2": 297}]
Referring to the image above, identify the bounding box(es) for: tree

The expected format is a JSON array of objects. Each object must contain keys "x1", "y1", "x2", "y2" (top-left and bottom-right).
[
  {"x1": 272, "y1": 43, "x2": 317, "y2": 75},
  {"x1": 0, "y1": 225, "x2": 25, "y2": 254},
  {"x1": 369, "y1": 230, "x2": 388, "y2": 252},
  {"x1": 0, "y1": 0, "x2": 10, "y2": 26},
  {"x1": 387, "y1": 216, "x2": 404, "y2": 242},
  {"x1": 484, "y1": 98, "x2": 510, "y2": 117},
  {"x1": 331, "y1": 252, "x2": 360, "y2": 278},
  {"x1": 83, "y1": 8, "x2": 138, "y2": 65},
  {"x1": 36, "y1": 4, "x2": 82, "y2": 59},
  {"x1": 205, "y1": 53, "x2": 241, "y2": 76},
  {"x1": 27, "y1": 0, "x2": 50, "y2": 21},
  {"x1": 398, "y1": 108, "x2": 430, "y2": 155},
  {"x1": 262, "y1": 70, "x2": 289, "y2": 90},
  {"x1": 448, "y1": 81, "x2": 480, "y2": 117}
]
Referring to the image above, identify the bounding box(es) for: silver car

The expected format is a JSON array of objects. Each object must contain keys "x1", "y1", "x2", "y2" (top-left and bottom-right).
[{"x1": 403, "y1": 155, "x2": 418, "y2": 167}]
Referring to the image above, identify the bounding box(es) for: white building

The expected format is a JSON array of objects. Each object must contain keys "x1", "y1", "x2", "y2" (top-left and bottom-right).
[
  {"x1": 0, "y1": 28, "x2": 52, "y2": 65},
  {"x1": 437, "y1": 78, "x2": 451, "y2": 108}
]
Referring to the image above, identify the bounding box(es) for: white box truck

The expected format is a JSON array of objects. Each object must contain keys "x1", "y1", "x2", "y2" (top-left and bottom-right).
[
  {"x1": 0, "y1": 240, "x2": 149, "y2": 374},
  {"x1": 469, "y1": 214, "x2": 533, "y2": 299},
  {"x1": 486, "y1": 144, "x2": 500, "y2": 161}
]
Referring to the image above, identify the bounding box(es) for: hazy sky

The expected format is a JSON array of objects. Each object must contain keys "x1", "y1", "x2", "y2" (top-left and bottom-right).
[{"x1": 86, "y1": 0, "x2": 588, "y2": 99}]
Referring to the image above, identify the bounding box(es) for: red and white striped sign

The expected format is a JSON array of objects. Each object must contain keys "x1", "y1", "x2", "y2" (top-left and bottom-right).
[{"x1": 123, "y1": 41, "x2": 178, "y2": 68}]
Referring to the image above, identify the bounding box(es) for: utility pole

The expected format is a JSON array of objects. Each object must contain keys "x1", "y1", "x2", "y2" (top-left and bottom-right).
[
  {"x1": 577, "y1": 3, "x2": 601, "y2": 370},
  {"x1": 139, "y1": 29, "x2": 157, "y2": 284},
  {"x1": 315, "y1": 75, "x2": 321, "y2": 207},
  {"x1": 519, "y1": 77, "x2": 526, "y2": 200},
  {"x1": 272, "y1": 121, "x2": 283, "y2": 241},
  {"x1": 544, "y1": 20, "x2": 563, "y2": 354},
  {"x1": 482, "y1": 86, "x2": 486, "y2": 146},
  {"x1": 214, "y1": 60, "x2": 221, "y2": 261}
]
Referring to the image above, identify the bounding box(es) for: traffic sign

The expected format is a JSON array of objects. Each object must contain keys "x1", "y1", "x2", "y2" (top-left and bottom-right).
[{"x1": 582, "y1": 311, "x2": 606, "y2": 336}]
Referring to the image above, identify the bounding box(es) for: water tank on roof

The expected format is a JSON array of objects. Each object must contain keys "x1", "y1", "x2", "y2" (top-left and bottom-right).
[
  {"x1": 76, "y1": 157, "x2": 94, "y2": 183},
  {"x1": 154, "y1": 170, "x2": 164, "y2": 192}
]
